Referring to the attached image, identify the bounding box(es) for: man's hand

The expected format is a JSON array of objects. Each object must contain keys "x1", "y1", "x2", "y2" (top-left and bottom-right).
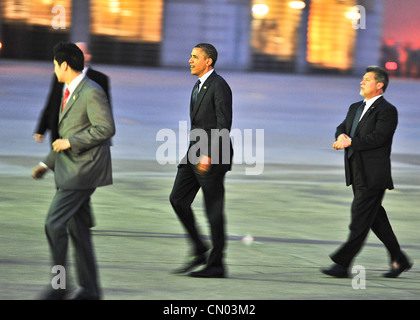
[
  {"x1": 52, "y1": 139, "x2": 71, "y2": 153},
  {"x1": 32, "y1": 165, "x2": 48, "y2": 179},
  {"x1": 333, "y1": 134, "x2": 351, "y2": 150},
  {"x1": 33, "y1": 134, "x2": 44, "y2": 143},
  {"x1": 196, "y1": 155, "x2": 211, "y2": 175}
]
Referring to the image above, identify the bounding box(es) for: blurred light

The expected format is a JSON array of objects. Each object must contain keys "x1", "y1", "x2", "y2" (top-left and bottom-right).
[
  {"x1": 385, "y1": 62, "x2": 398, "y2": 71},
  {"x1": 252, "y1": 4, "x2": 269, "y2": 17},
  {"x1": 109, "y1": 0, "x2": 121, "y2": 14},
  {"x1": 0, "y1": 42, "x2": 2, "y2": 50},
  {"x1": 289, "y1": 1, "x2": 306, "y2": 10},
  {"x1": 345, "y1": 8, "x2": 361, "y2": 20}
]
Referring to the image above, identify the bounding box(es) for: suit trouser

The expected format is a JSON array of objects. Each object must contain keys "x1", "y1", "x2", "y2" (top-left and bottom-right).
[
  {"x1": 170, "y1": 164, "x2": 227, "y2": 269},
  {"x1": 45, "y1": 188, "x2": 100, "y2": 297},
  {"x1": 331, "y1": 158, "x2": 405, "y2": 268}
]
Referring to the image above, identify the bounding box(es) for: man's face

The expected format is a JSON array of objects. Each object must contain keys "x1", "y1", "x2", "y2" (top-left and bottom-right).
[
  {"x1": 360, "y1": 72, "x2": 383, "y2": 99},
  {"x1": 54, "y1": 59, "x2": 66, "y2": 83},
  {"x1": 189, "y1": 47, "x2": 212, "y2": 78}
]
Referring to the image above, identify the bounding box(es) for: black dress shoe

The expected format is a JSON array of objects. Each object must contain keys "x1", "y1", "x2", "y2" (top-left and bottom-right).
[
  {"x1": 71, "y1": 291, "x2": 100, "y2": 300},
  {"x1": 38, "y1": 288, "x2": 69, "y2": 300},
  {"x1": 321, "y1": 264, "x2": 349, "y2": 278},
  {"x1": 189, "y1": 266, "x2": 226, "y2": 278},
  {"x1": 383, "y1": 260, "x2": 413, "y2": 278},
  {"x1": 171, "y1": 254, "x2": 207, "y2": 274}
]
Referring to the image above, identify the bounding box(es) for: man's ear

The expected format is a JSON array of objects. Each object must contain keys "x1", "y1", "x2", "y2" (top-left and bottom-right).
[{"x1": 61, "y1": 61, "x2": 68, "y2": 71}]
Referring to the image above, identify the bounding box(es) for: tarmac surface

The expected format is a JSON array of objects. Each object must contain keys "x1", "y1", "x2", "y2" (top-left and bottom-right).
[{"x1": 1, "y1": 60, "x2": 420, "y2": 303}]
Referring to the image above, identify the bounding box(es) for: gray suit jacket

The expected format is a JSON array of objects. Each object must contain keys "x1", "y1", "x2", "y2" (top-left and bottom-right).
[{"x1": 43, "y1": 77, "x2": 115, "y2": 190}]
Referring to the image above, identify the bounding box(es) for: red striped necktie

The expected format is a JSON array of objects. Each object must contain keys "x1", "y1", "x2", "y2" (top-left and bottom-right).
[{"x1": 61, "y1": 88, "x2": 70, "y2": 111}]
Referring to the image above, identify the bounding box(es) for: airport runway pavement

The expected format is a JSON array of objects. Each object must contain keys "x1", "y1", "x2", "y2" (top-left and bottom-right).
[{"x1": 1, "y1": 60, "x2": 419, "y2": 301}]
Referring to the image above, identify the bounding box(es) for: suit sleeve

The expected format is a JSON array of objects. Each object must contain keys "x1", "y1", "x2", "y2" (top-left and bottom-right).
[
  {"x1": 34, "y1": 76, "x2": 59, "y2": 135},
  {"x1": 214, "y1": 80, "x2": 232, "y2": 131},
  {"x1": 68, "y1": 87, "x2": 116, "y2": 154},
  {"x1": 34, "y1": 105, "x2": 49, "y2": 135},
  {"x1": 335, "y1": 119, "x2": 348, "y2": 140},
  {"x1": 89, "y1": 70, "x2": 111, "y2": 107},
  {"x1": 42, "y1": 149, "x2": 57, "y2": 171},
  {"x1": 335, "y1": 104, "x2": 355, "y2": 139},
  {"x1": 210, "y1": 79, "x2": 232, "y2": 161},
  {"x1": 102, "y1": 76, "x2": 111, "y2": 107}
]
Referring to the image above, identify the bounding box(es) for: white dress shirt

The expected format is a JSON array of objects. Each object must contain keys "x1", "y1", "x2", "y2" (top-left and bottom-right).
[
  {"x1": 197, "y1": 69, "x2": 214, "y2": 92},
  {"x1": 64, "y1": 73, "x2": 85, "y2": 105},
  {"x1": 360, "y1": 94, "x2": 382, "y2": 120}
]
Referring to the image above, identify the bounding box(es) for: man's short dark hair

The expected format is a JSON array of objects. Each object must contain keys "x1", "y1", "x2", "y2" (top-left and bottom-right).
[
  {"x1": 195, "y1": 43, "x2": 218, "y2": 67},
  {"x1": 53, "y1": 42, "x2": 84, "y2": 72},
  {"x1": 366, "y1": 65, "x2": 389, "y2": 93}
]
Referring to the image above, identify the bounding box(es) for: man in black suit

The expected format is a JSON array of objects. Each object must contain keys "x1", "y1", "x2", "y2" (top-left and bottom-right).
[
  {"x1": 34, "y1": 42, "x2": 111, "y2": 144},
  {"x1": 322, "y1": 66, "x2": 412, "y2": 278},
  {"x1": 170, "y1": 43, "x2": 233, "y2": 278}
]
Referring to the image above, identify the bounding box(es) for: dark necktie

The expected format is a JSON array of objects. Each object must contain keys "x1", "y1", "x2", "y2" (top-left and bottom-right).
[
  {"x1": 349, "y1": 101, "x2": 366, "y2": 137},
  {"x1": 348, "y1": 101, "x2": 366, "y2": 158},
  {"x1": 192, "y1": 79, "x2": 201, "y2": 107},
  {"x1": 61, "y1": 88, "x2": 70, "y2": 111}
]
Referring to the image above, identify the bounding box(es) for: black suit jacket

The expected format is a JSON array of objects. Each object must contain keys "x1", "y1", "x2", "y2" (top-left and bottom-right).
[
  {"x1": 181, "y1": 71, "x2": 233, "y2": 172},
  {"x1": 35, "y1": 67, "x2": 111, "y2": 143},
  {"x1": 336, "y1": 96, "x2": 398, "y2": 190}
]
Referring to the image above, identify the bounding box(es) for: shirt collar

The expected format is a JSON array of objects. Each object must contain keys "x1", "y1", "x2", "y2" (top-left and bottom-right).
[
  {"x1": 364, "y1": 94, "x2": 382, "y2": 108},
  {"x1": 67, "y1": 73, "x2": 85, "y2": 96},
  {"x1": 82, "y1": 66, "x2": 89, "y2": 76},
  {"x1": 198, "y1": 69, "x2": 214, "y2": 90}
]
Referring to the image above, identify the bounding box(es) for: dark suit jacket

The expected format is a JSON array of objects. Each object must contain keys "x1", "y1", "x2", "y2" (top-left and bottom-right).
[
  {"x1": 335, "y1": 96, "x2": 398, "y2": 190},
  {"x1": 181, "y1": 71, "x2": 233, "y2": 173},
  {"x1": 35, "y1": 67, "x2": 111, "y2": 143},
  {"x1": 43, "y1": 77, "x2": 115, "y2": 190}
]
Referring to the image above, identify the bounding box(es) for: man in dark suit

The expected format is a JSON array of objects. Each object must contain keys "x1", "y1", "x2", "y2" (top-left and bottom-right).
[
  {"x1": 34, "y1": 42, "x2": 111, "y2": 144},
  {"x1": 32, "y1": 42, "x2": 115, "y2": 299},
  {"x1": 322, "y1": 66, "x2": 412, "y2": 278},
  {"x1": 170, "y1": 43, "x2": 233, "y2": 278}
]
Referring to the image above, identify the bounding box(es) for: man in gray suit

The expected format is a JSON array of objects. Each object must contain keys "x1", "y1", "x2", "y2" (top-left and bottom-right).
[{"x1": 32, "y1": 42, "x2": 115, "y2": 300}]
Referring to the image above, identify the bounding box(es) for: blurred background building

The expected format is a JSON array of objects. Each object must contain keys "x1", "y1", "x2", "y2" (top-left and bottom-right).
[{"x1": 0, "y1": 0, "x2": 419, "y2": 76}]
